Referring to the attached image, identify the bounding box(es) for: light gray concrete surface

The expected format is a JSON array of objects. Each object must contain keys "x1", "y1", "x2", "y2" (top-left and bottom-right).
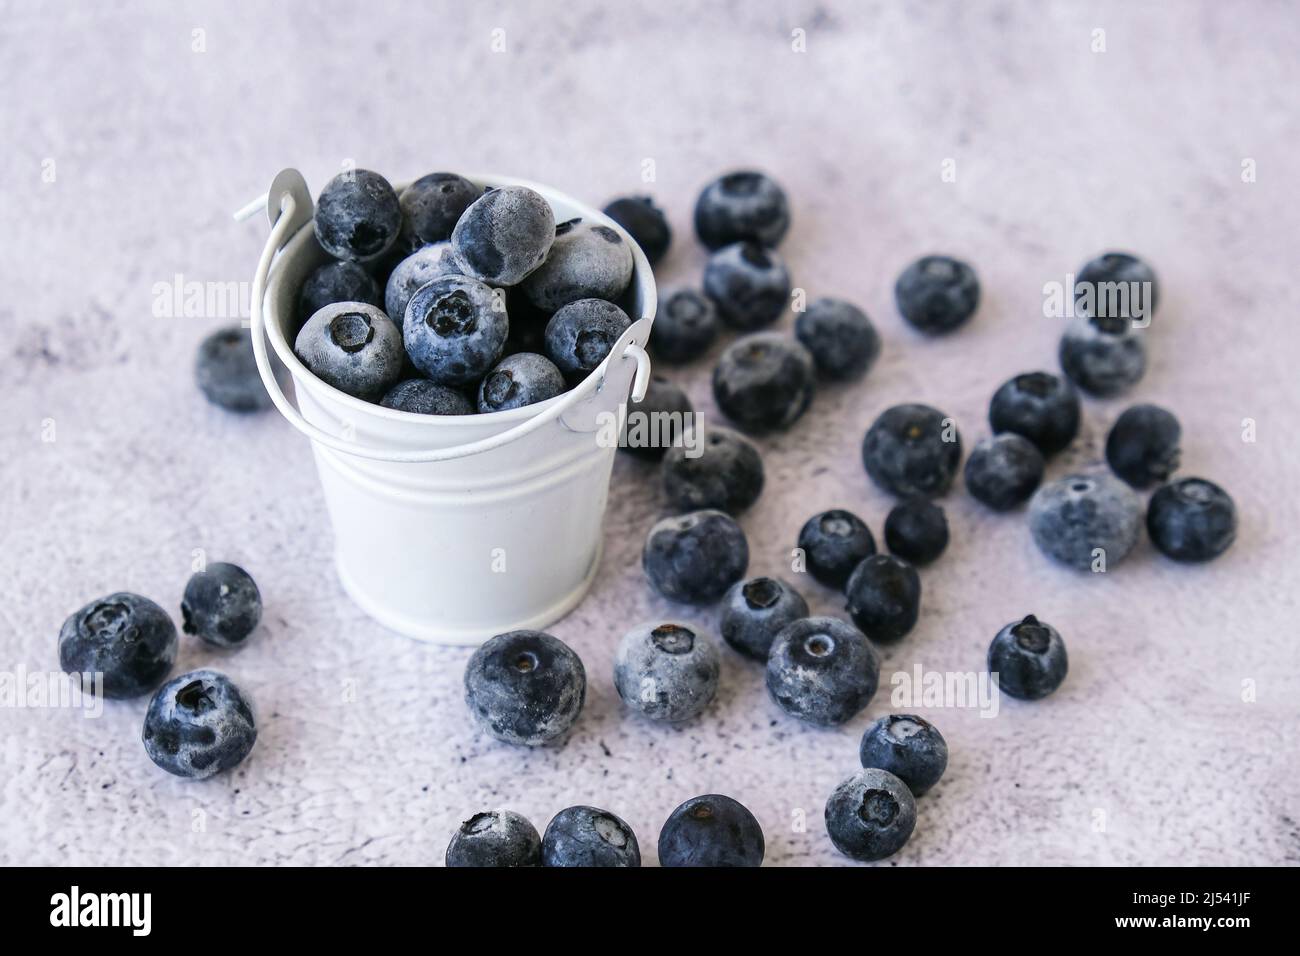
[{"x1": 2, "y1": 0, "x2": 1298, "y2": 866}]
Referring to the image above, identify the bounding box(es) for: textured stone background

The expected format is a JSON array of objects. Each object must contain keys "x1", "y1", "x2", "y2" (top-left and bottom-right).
[{"x1": 3, "y1": 0, "x2": 1298, "y2": 866}]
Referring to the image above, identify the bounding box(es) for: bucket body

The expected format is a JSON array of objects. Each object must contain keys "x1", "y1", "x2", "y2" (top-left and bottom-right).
[{"x1": 259, "y1": 174, "x2": 656, "y2": 644}]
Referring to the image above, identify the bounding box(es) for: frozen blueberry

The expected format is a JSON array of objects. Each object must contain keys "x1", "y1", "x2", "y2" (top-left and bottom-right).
[
  {"x1": 544, "y1": 298, "x2": 633, "y2": 380},
  {"x1": 59, "y1": 592, "x2": 177, "y2": 699},
  {"x1": 404, "y1": 275, "x2": 508, "y2": 387},
  {"x1": 602, "y1": 195, "x2": 671, "y2": 266},
  {"x1": 642, "y1": 510, "x2": 749, "y2": 604},
  {"x1": 1106, "y1": 404, "x2": 1181, "y2": 488},
  {"x1": 181, "y1": 562, "x2": 261, "y2": 649},
  {"x1": 988, "y1": 371, "x2": 1080, "y2": 456},
  {"x1": 1059, "y1": 315, "x2": 1147, "y2": 396},
  {"x1": 964, "y1": 433, "x2": 1044, "y2": 511},
  {"x1": 294, "y1": 302, "x2": 404, "y2": 400},
  {"x1": 766, "y1": 617, "x2": 879, "y2": 726},
  {"x1": 380, "y1": 379, "x2": 474, "y2": 415},
  {"x1": 884, "y1": 498, "x2": 949, "y2": 566},
  {"x1": 314, "y1": 169, "x2": 402, "y2": 263},
  {"x1": 1147, "y1": 477, "x2": 1236, "y2": 562},
  {"x1": 661, "y1": 425, "x2": 764, "y2": 514},
  {"x1": 862, "y1": 403, "x2": 962, "y2": 498},
  {"x1": 703, "y1": 242, "x2": 791, "y2": 330},
  {"x1": 463, "y1": 630, "x2": 585, "y2": 746},
  {"x1": 845, "y1": 554, "x2": 921, "y2": 642},
  {"x1": 297, "y1": 260, "x2": 382, "y2": 328},
  {"x1": 399, "y1": 172, "x2": 482, "y2": 247},
  {"x1": 988, "y1": 614, "x2": 1068, "y2": 700},
  {"x1": 477, "y1": 352, "x2": 565, "y2": 413},
  {"x1": 794, "y1": 298, "x2": 881, "y2": 380},
  {"x1": 894, "y1": 255, "x2": 979, "y2": 335},
  {"x1": 859, "y1": 715, "x2": 948, "y2": 797},
  {"x1": 658, "y1": 794, "x2": 765, "y2": 868},
  {"x1": 446, "y1": 810, "x2": 541, "y2": 867},
  {"x1": 712, "y1": 333, "x2": 815, "y2": 433},
  {"x1": 542, "y1": 806, "x2": 641, "y2": 868},
  {"x1": 451, "y1": 185, "x2": 555, "y2": 286},
  {"x1": 142, "y1": 669, "x2": 256, "y2": 778},
  {"x1": 1029, "y1": 473, "x2": 1142, "y2": 570},
  {"x1": 825, "y1": 768, "x2": 916, "y2": 862},
  {"x1": 719, "y1": 577, "x2": 810, "y2": 662},
  {"x1": 694, "y1": 171, "x2": 790, "y2": 249},
  {"x1": 798, "y1": 510, "x2": 877, "y2": 589},
  {"x1": 503, "y1": 286, "x2": 550, "y2": 355},
  {"x1": 1075, "y1": 251, "x2": 1158, "y2": 326},
  {"x1": 650, "y1": 288, "x2": 720, "y2": 364},
  {"x1": 521, "y1": 218, "x2": 634, "y2": 312},
  {"x1": 613, "y1": 622, "x2": 721, "y2": 723},
  {"x1": 384, "y1": 241, "x2": 459, "y2": 327},
  {"x1": 195, "y1": 326, "x2": 272, "y2": 412},
  {"x1": 620, "y1": 375, "x2": 693, "y2": 461}
]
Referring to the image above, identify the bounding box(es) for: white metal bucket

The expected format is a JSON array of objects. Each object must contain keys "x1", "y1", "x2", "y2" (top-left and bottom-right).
[{"x1": 245, "y1": 169, "x2": 656, "y2": 645}]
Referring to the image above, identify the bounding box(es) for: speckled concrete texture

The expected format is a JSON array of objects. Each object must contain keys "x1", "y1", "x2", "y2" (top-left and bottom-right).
[{"x1": 2, "y1": 0, "x2": 1298, "y2": 866}]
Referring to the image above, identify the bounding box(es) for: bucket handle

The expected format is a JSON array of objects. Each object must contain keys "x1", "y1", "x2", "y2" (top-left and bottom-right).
[{"x1": 239, "y1": 172, "x2": 652, "y2": 464}]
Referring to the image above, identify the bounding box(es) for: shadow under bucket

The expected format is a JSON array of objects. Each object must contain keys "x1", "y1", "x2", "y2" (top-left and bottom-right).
[{"x1": 247, "y1": 170, "x2": 656, "y2": 645}]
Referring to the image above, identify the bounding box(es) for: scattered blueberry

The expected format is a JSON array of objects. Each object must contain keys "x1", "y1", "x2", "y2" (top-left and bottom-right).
[
  {"x1": 399, "y1": 172, "x2": 482, "y2": 247},
  {"x1": 1058, "y1": 315, "x2": 1147, "y2": 396},
  {"x1": 195, "y1": 326, "x2": 272, "y2": 412},
  {"x1": 380, "y1": 379, "x2": 475, "y2": 415},
  {"x1": 794, "y1": 298, "x2": 881, "y2": 380},
  {"x1": 477, "y1": 352, "x2": 565, "y2": 413},
  {"x1": 720, "y1": 577, "x2": 810, "y2": 662},
  {"x1": 859, "y1": 714, "x2": 948, "y2": 797},
  {"x1": 658, "y1": 794, "x2": 765, "y2": 867},
  {"x1": 884, "y1": 498, "x2": 949, "y2": 566},
  {"x1": 1029, "y1": 472, "x2": 1142, "y2": 570},
  {"x1": 294, "y1": 302, "x2": 404, "y2": 400},
  {"x1": 712, "y1": 332, "x2": 815, "y2": 432},
  {"x1": 404, "y1": 275, "x2": 508, "y2": 387},
  {"x1": 1105, "y1": 404, "x2": 1181, "y2": 488},
  {"x1": 650, "y1": 288, "x2": 720, "y2": 364},
  {"x1": 544, "y1": 298, "x2": 633, "y2": 380},
  {"x1": 1075, "y1": 251, "x2": 1158, "y2": 325},
  {"x1": 825, "y1": 768, "x2": 917, "y2": 862},
  {"x1": 845, "y1": 555, "x2": 921, "y2": 642},
  {"x1": 181, "y1": 562, "x2": 261, "y2": 649},
  {"x1": 141, "y1": 669, "x2": 257, "y2": 778},
  {"x1": 988, "y1": 371, "x2": 1080, "y2": 456},
  {"x1": 445, "y1": 810, "x2": 541, "y2": 867},
  {"x1": 613, "y1": 622, "x2": 721, "y2": 723},
  {"x1": 542, "y1": 806, "x2": 641, "y2": 867},
  {"x1": 661, "y1": 425, "x2": 764, "y2": 514},
  {"x1": 766, "y1": 617, "x2": 880, "y2": 726},
  {"x1": 798, "y1": 509, "x2": 877, "y2": 589},
  {"x1": 297, "y1": 260, "x2": 382, "y2": 329},
  {"x1": 894, "y1": 255, "x2": 979, "y2": 335},
  {"x1": 451, "y1": 185, "x2": 555, "y2": 286},
  {"x1": 703, "y1": 242, "x2": 791, "y2": 330},
  {"x1": 1146, "y1": 477, "x2": 1237, "y2": 562},
  {"x1": 964, "y1": 433, "x2": 1045, "y2": 511},
  {"x1": 521, "y1": 218, "x2": 633, "y2": 312},
  {"x1": 314, "y1": 169, "x2": 402, "y2": 263},
  {"x1": 862, "y1": 403, "x2": 962, "y2": 498},
  {"x1": 384, "y1": 241, "x2": 459, "y2": 326},
  {"x1": 59, "y1": 592, "x2": 178, "y2": 699},
  {"x1": 694, "y1": 171, "x2": 790, "y2": 249},
  {"x1": 602, "y1": 196, "x2": 671, "y2": 266},
  {"x1": 642, "y1": 510, "x2": 749, "y2": 604},
  {"x1": 620, "y1": 375, "x2": 693, "y2": 460},
  {"x1": 988, "y1": 614, "x2": 1068, "y2": 700},
  {"x1": 463, "y1": 630, "x2": 586, "y2": 746}
]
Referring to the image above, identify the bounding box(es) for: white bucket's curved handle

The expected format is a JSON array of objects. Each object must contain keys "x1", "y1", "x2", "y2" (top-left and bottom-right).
[{"x1": 242, "y1": 172, "x2": 652, "y2": 464}]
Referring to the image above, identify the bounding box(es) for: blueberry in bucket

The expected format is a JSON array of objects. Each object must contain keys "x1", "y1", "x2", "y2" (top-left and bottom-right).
[
  {"x1": 294, "y1": 302, "x2": 405, "y2": 400},
  {"x1": 521, "y1": 218, "x2": 633, "y2": 313},
  {"x1": 544, "y1": 298, "x2": 633, "y2": 380},
  {"x1": 314, "y1": 169, "x2": 402, "y2": 263},
  {"x1": 477, "y1": 352, "x2": 565, "y2": 413},
  {"x1": 380, "y1": 379, "x2": 475, "y2": 415},
  {"x1": 384, "y1": 241, "x2": 459, "y2": 327},
  {"x1": 451, "y1": 185, "x2": 556, "y2": 286},
  {"x1": 297, "y1": 260, "x2": 382, "y2": 329},
  {"x1": 399, "y1": 172, "x2": 482, "y2": 247},
  {"x1": 404, "y1": 275, "x2": 508, "y2": 387}
]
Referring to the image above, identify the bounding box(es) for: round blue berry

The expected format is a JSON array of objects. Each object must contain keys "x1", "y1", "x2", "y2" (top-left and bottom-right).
[
  {"x1": 602, "y1": 195, "x2": 671, "y2": 265},
  {"x1": 294, "y1": 302, "x2": 405, "y2": 400},
  {"x1": 446, "y1": 810, "x2": 541, "y2": 867},
  {"x1": 845, "y1": 555, "x2": 921, "y2": 642},
  {"x1": 964, "y1": 433, "x2": 1044, "y2": 511},
  {"x1": 1075, "y1": 251, "x2": 1158, "y2": 325},
  {"x1": 181, "y1": 562, "x2": 261, "y2": 649},
  {"x1": 477, "y1": 352, "x2": 565, "y2": 413},
  {"x1": 384, "y1": 241, "x2": 459, "y2": 327},
  {"x1": 544, "y1": 298, "x2": 633, "y2": 379},
  {"x1": 712, "y1": 333, "x2": 815, "y2": 433},
  {"x1": 859, "y1": 714, "x2": 948, "y2": 797},
  {"x1": 703, "y1": 242, "x2": 791, "y2": 330},
  {"x1": 798, "y1": 509, "x2": 877, "y2": 589},
  {"x1": 1059, "y1": 315, "x2": 1147, "y2": 396},
  {"x1": 451, "y1": 185, "x2": 555, "y2": 286},
  {"x1": 650, "y1": 288, "x2": 720, "y2": 364},
  {"x1": 661, "y1": 425, "x2": 764, "y2": 514},
  {"x1": 988, "y1": 615, "x2": 1068, "y2": 700},
  {"x1": 862, "y1": 403, "x2": 962, "y2": 498},
  {"x1": 766, "y1": 617, "x2": 880, "y2": 726},
  {"x1": 1146, "y1": 477, "x2": 1236, "y2": 562},
  {"x1": 894, "y1": 255, "x2": 979, "y2": 335},
  {"x1": 399, "y1": 172, "x2": 481, "y2": 247},
  {"x1": 825, "y1": 769, "x2": 917, "y2": 862},
  {"x1": 620, "y1": 376, "x2": 693, "y2": 460},
  {"x1": 297, "y1": 260, "x2": 382, "y2": 329},
  {"x1": 988, "y1": 371, "x2": 1080, "y2": 456},
  {"x1": 542, "y1": 806, "x2": 641, "y2": 867},
  {"x1": 59, "y1": 593, "x2": 177, "y2": 699},
  {"x1": 463, "y1": 630, "x2": 586, "y2": 746},
  {"x1": 694, "y1": 171, "x2": 790, "y2": 249},
  {"x1": 794, "y1": 298, "x2": 881, "y2": 380},
  {"x1": 521, "y1": 218, "x2": 633, "y2": 312},
  {"x1": 404, "y1": 275, "x2": 508, "y2": 387},
  {"x1": 884, "y1": 498, "x2": 949, "y2": 566},
  {"x1": 1029, "y1": 473, "x2": 1142, "y2": 570},
  {"x1": 142, "y1": 669, "x2": 257, "y2": 778},
  {"x1": 314, "y1": 169, "x2": 402, "y2": 263},
  {"x1": 658, "y1": 794, "x2": 765, "y2": 867},
  {"x1": 380, "y1": 379, "x2": 475, "y2": 416},
  {"x1": 195, "y1": 326, "x2": 272, "y2": 413},
  {"x1": 613, "y1": 622, "x2": 720, "y2": 723},
  {"x1": 642, "y1": 510, "x2": 749, "y2": 604},
  {"x1": 1106, "y1": 404, "x2": 1181, "y2": 488},
  {"x1": 719, "y1": 577, "x2": 809, "y2": 662}
]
